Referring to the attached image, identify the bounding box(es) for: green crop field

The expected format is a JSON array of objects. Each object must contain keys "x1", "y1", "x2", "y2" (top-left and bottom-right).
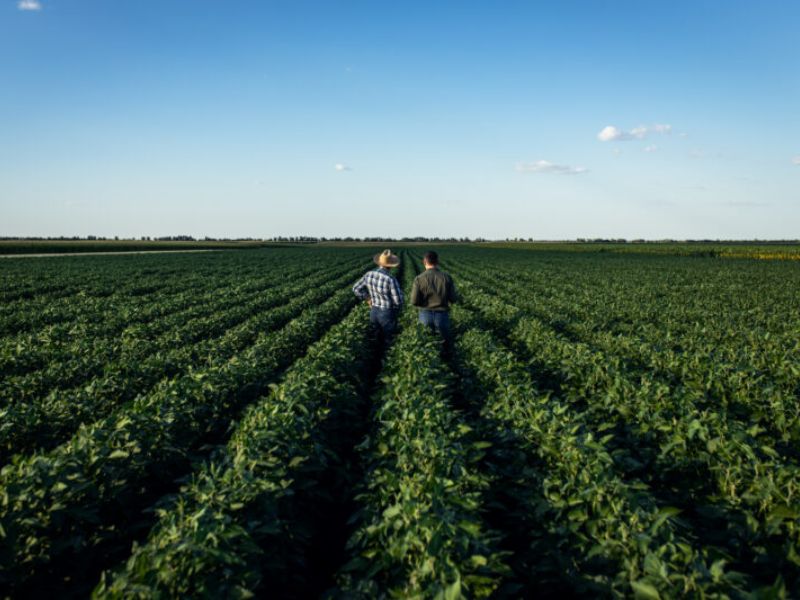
[{"x1": 0, "y1": 246, "x2": 798, "y2": 598}]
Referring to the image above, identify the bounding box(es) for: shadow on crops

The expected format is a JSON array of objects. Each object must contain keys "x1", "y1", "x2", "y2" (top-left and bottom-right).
[
  {"x1": 267, "y1": 255, "x2": 414, "y2": 597},
  {"x1": 469, "y1": 302, "x2": 798, "y2": 592},
  {"x1": 272, "y1": 335, "x2": 384, "y2": 599},
  {"x1": 446, "y1": 334, "x2": 615, "y2": 598}
]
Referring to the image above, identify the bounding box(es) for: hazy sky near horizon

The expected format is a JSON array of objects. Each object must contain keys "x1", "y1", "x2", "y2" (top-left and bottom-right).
[{"x1": 2, "y1": 0, "x2": 799, "y2": 239}]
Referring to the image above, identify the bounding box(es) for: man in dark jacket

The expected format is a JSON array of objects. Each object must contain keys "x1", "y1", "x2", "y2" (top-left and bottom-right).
[{"x1": 410, "y1": 251, "x2": 458, "y2": 352}]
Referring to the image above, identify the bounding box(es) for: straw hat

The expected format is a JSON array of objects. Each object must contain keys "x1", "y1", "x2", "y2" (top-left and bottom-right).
[{"x1": 373, "y1": 249, "x2": 400, "y2": 268}]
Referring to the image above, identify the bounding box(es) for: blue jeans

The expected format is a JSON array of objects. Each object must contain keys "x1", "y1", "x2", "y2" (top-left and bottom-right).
[
  {"x1": 370, "y1": 307, "x2": 398, "y2": 352},
  {"x1": 419, "y1": 310, "x2": 452, "y2": 354}
]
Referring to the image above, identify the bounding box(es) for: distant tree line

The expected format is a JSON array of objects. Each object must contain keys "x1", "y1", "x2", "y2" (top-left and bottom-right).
[
  {"x1": 2, "y1": 236, "x2": 799, "y2": 245},
  {"x1": 575, "y1": 238, "x2": 800, "y2": 245},
  {"x1": 0, "y1": 236, "x2": 262, "y2": 242},
  {"x1": 267, "y1": 236, "x2": 488, "y2": 243}
]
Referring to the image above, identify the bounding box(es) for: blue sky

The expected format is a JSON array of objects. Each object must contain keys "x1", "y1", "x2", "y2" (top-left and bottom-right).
[{"x1": 2, "y1": 1, "x2": 798, "y2": 239}]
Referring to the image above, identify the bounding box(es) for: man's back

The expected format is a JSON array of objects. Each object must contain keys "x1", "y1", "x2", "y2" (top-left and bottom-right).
[
  {"x1": 353, "y1": 267, "x2": 404, "y2": 310},
  {"x1": 410, "y1": 268, "x2": 457, "y2": 311}
]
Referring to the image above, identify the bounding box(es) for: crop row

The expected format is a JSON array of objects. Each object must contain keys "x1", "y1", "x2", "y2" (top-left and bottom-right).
[
  {"x1": 0, "y1": 258, "x2": 328, "y2": 377},
  {"x1": 0, "y1": 264, "x2": 367, "y2": 464},
  {"x1": 451, "y1": 302, "x2": 751, "y2": 597},
  {"x1": 508, "y1": 313, "x2": 800, "y2": 588},
  {"x1": 452, "y1": 257, "x2": 800, "y2": 448},
  {"x1": 448, "y1": 256, "x2": 798, "y2": 457},
  {"x1": 0, "y1": 259, "x2": 233, "y2": 335},
  {"x1": 0, "y1": 258, "x2": 358, "y2": 400},
  {"x1": 451, "y1": 276, "x2": 799, "y2": 591},
  {"x1": 451, "y1": 262, "x2": 800, "y2": 473},
  {"x1": 0, "y1": 260, "x2": 174, "y2": 304},
  {"x1": 3, "y1": 245, "x2": 795, "y2": 597},
  {"x1": 0, "y1": 285, "x2": 358, "y2": 595},
  {"x1": 0, "y1": 248, "x2": 363, "y2": 336},
  {"x1": 0, "y1": 260, "x2": 338, "y2": 398},
  {"x1": 331, "y1": 261, "x2": 509, "y2": 599},
  {"x1": 93, "y1": 303, "x2": 377, "y2": 598},
  {"x1": 0, "y1": 247, "x2": 295, "y2": 305}
]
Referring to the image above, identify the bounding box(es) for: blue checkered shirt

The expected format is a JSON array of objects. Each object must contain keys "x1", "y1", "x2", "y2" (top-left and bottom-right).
[{"x1": 353, "y1": 268, "x2": 404, "y2": 309}]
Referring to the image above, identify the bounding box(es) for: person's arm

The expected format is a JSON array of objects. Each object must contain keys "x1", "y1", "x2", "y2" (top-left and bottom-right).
[
  {"x1": 352, "y1": 274, "x2": 369, "y2": 301},
  {"x1": 447, "y1": 275, "x2": 459, "y2": 305},
  {"x1": 390, "y1": 275, "x2": 404, "y2": 308},
  {"x1": 410, "y1": 277, "x2": 421, "y2": 307}
]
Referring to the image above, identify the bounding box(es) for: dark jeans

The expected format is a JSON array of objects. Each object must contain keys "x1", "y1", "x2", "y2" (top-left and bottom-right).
[
  {"x1": 419, "y1": 309, "x2": 452, "y2": 355},
  {"x1": 370, "y1": 307, "x2": 398, "y2": 352}
]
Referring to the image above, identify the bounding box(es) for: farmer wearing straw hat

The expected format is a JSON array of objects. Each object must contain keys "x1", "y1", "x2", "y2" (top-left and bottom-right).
[{"x1": 352, "y1": 250, "x2": 404, "y2": 351}]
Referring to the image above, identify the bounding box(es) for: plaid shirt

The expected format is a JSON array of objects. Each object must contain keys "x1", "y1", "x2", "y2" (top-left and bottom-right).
[{"x1": 352, "y1": 267, "x2": 404, "y2": 309}]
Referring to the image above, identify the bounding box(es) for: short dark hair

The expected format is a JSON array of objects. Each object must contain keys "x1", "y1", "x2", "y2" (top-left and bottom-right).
[{"x1": 423, "y1": 251, "x2": 439, "y2": 265}]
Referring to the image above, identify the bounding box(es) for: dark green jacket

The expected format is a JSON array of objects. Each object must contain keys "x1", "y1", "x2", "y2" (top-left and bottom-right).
[{"x1": 410, "y1": 268, "x2": 459, "y2": 311}]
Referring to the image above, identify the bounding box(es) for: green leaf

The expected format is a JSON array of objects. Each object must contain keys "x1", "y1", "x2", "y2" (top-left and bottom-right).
[
  {"x1": 768, "y1": 505, "x2": 798, "y2": 520},
  {"x1": 382, "y1": 504, "x2": 402, "y2": 519},
  {"x1": 649, "y1": 506, "x2": 681, "y2": 534},
  {"x1": 567, "y1": 508, "x2": 586, "y2": 521},
  {"x1": 470, "y1": 554, "x2": 488, "y2": 567},
  {"x1": 443, "y1": 577, "x2": 461, "y2": 600},
  {"x1": 710, "y1": 559, "x2": 727, "y2": 581},
  {"x1": 631, "y1": 580, "x2": 661, "y2": 600},
  {"x1": 458, "y1": 520, "x2": 481, "y2": 537}
]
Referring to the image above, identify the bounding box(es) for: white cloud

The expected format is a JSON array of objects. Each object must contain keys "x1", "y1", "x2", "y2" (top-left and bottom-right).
[
  {"x1": 516, "y1": 160, "x2": 587, "y2": 175},
  {"x1": 597, "y1": 126, "x2": 628, "y2": 142},
  {"x1": 792, "y1": 156, "x2": 800, "y2": 165},
  {"x1": 334, "y1": 163, "x2": 352, "y2": 172},
  {"x1": 597, "y1": 123, "x2": 673, "y2": 142},
  {"x1": 644, "y1": 145, "x2": 658, "y2": 153},
  {"x1": 18, "y1": 0, "x2": 42, "y2": 10}
]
